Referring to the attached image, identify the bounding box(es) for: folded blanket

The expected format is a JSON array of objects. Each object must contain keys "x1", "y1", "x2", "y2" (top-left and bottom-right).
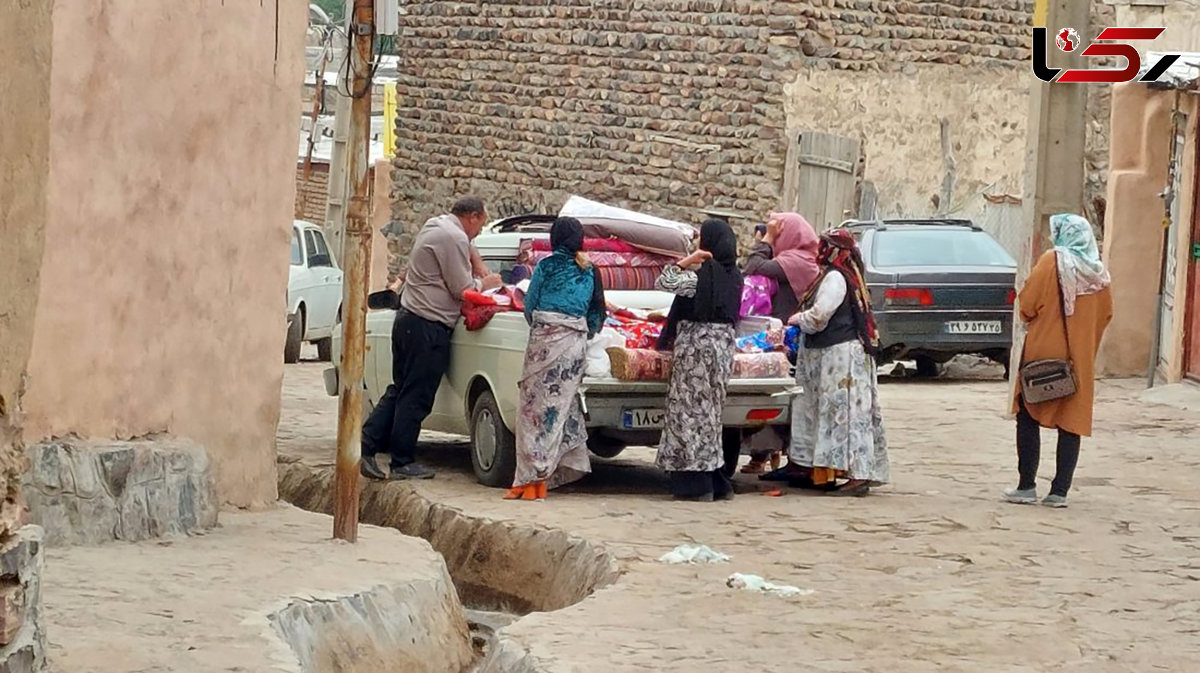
[
  {"x1": 732, "y1": 352, "x2": 791, "y2": 379},
  {"x1": 606, "y1": 347, "x2": 673, "y2": 382}
]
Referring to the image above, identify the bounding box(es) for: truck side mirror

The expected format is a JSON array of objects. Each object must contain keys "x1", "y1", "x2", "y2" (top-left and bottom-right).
[{"x1": 367, "y1": 289, "x2": 400, "y2": 310}]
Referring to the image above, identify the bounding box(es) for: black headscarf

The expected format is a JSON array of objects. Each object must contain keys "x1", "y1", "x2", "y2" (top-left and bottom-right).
[
  {"x1": 550, "y1": 216, "x2": 584, "y2": 254},
  {"x1": 658, "y1": 219, "x2": 743, "y2": 350}
]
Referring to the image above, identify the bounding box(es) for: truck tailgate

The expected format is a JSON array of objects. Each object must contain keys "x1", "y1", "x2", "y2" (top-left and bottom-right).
[{"x1": 581, "y1": 377, "x2": 796, "y2": 395}]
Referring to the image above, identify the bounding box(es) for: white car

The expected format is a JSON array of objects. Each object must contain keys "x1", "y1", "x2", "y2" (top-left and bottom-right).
[
  {"x1": 326, "y1": 214, "x2": 797, "y2": 488},
  {"x1": 286, "y1": 220, "x2": 343, "y2": 363}
]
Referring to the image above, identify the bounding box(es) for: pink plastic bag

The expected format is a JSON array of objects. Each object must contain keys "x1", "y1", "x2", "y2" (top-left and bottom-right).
[{"x1": 740, "y1": 275, "x2": 778, "y2": 318}]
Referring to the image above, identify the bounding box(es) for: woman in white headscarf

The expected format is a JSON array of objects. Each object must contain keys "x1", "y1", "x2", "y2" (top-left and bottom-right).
[{"x1": 1005, "y1": 214, "x2": 1113, "y2": 508}]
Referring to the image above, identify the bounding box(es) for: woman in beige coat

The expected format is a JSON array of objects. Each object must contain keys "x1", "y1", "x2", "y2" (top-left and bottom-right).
[{"x1": 1006, "y1": 214, "x2": 1113, "y2": 508}]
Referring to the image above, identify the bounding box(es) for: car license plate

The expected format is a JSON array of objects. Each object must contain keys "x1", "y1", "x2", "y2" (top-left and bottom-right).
[
  {"x1": 944, "y1": 320, "x2": 1002, "y2": 335},
  {"x1": 622, "y1": 408, "x2": 665, "y2": 429}
]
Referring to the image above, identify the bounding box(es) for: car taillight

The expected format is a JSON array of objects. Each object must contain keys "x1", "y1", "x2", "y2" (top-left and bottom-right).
[
  {"x1": 1006, "y1": 289, "x2": 1016, "y2": 305},
  {"x1": 884, "y1": 288, "x2": 934, "y2": 306},
  {"x1": 746, "y1": 409, "x2": 783, "y2": 422}
]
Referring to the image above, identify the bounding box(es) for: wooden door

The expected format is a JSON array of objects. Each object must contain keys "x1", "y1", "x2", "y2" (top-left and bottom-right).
[{"x1": 782, "y1": 131, "x2": 861, "y2": 231}]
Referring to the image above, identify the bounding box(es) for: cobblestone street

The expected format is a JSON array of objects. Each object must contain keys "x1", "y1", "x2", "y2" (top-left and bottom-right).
[{"x1": 279, "y1": 355, "x2": 1200, "y2": 672}]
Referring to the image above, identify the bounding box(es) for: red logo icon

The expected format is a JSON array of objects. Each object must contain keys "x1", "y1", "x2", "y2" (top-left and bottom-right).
[{"x1": 1056, "y1": 27, "x2": 1080, "y2": 52}]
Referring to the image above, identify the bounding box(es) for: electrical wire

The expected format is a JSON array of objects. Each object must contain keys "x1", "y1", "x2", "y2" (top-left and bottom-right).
[{"x1": 335, "y1": 12, "x2": 379, "y2": 100}]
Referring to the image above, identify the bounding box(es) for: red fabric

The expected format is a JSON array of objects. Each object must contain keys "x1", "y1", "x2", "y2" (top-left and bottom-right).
[
  {"x1": 605, "y1": 316, "x2": 662, "y2": 350},
  {"x1": 462, "y1": 302, "x2": 504, "y2": 331}
]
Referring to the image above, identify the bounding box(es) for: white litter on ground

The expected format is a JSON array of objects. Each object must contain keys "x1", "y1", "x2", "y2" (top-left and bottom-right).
[
  {"x1": 658, "y1": 544, "x2": 731, "y2": 564},
  {"x1": 726, "y1": 573, "x2": 814, "y2": 598}
]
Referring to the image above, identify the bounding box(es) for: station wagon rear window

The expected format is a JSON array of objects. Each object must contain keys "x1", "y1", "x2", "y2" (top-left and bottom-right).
[{"x1": 872, "y1": 230, "x2": 1016, "y2": 268}]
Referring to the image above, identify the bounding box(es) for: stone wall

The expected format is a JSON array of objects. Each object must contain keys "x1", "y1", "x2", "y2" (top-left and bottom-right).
[
  {"x1": 23, "y1": 439, "x2": 219, "y2": 547},
  {"x1": 387, "y1": 0, "x2": 1039, "y2": 267},
  {"x1": 296, "y1": 161, "x2": 331, "y2": 223},
  {"x1": 0, "y1": 527, "x2": 45, "y2": 672}
]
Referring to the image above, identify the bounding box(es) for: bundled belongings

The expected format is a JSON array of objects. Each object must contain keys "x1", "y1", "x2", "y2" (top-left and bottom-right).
[
  {"x1": 604, "y1": 315, "x2": 663, "y2": 350},
  {"x1": 734, "y1": 317, "x2": 786, "y2": 354},
  {"x1": 731, "y1": 352, "x2": 791, "y2": 379},
  {"x1": 461, "y1": 287, "x2": 523, "y2": 331},
  {"x1": 519, "y1": 239, "x2": 676, "y2": 292},
  {"x1": 558, "y1": 195, "x2": 695, "y2": 257},
  {"x1": 605, "y1": 349, "x2": 789, "y2": 382},
  {"x1": 735, "y1": 329, "x2": 785, "y2": 354},
  {"x1": 740, "y1": 275, "x2": 779, "y2": 318},
  {"x1": 607, "y1": 347, "x2": 673, "y2": 382}
]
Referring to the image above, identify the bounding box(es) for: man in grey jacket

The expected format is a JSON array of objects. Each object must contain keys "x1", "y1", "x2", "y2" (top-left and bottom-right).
[{"x1": 361, "y1": 197, "x2": 502, "y2": 480}]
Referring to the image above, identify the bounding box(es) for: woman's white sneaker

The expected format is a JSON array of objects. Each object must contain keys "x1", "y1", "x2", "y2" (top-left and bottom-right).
[
  {"x1": 1003, "y1": 487, "x2": 1038, "y2": 505},
  {"x1": 1041, "y1": 494, "x2": 1069, "y2": 508}
]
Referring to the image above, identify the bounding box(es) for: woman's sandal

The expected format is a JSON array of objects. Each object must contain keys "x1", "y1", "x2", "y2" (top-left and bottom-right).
[
  {"x1": 503, "y1": 482, "x2": 546, "y2": 501},
  {"x1": 827, "y1": 480, "x2": 871, "y2": 497},
  {"x1": 741, "y1": 459, "x2": 769, "y2": 475}
]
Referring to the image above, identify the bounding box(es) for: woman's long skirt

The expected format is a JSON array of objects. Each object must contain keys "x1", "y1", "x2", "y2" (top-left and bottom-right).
[
  {"x1": 789, "y1": 339, "x2": 890, "y2": 485},
  {"x1": 656, "y1": 321, "x2": 736, "y2": 498},
  {"x1": 514, "y1": 312, "x2": 592, "y2": 489}
]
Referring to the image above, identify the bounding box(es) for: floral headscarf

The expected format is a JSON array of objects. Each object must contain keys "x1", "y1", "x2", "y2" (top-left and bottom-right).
[
  {"x1": 1050, "y1": 213, "x2": 1111, "y2": 316},
  {"x1": 802, "y1": 229, "x2": 879, "y2": 353}
]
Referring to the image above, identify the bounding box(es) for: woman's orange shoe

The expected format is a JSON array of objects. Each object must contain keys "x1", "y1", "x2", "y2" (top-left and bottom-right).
[{"x1": 503, "y1": 482, "x2": 546, "y2": 501}]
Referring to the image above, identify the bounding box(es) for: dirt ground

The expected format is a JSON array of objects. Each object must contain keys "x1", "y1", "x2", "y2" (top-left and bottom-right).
[{"x1": 279, "y1": 350, "x2": 1200, "y2": 673}]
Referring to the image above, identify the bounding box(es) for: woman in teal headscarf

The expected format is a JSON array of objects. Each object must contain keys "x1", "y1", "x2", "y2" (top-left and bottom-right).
[
  {"x1": 507, "y1": 217, "x2": 607, "y2": 501},
  {"x1": 1005, "y1": 214, "x2": 1112, "y2": 509}
]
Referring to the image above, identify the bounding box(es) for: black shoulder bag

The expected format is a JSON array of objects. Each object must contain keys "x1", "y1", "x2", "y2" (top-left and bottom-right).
[{"x1": 1019, "y1": 263, "x2": 1078, "y2": 404}]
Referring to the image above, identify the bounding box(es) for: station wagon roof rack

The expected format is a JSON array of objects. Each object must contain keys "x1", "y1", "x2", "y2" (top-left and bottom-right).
[
  {"x1": 491, "y1": 214, "x2": 557, "y2": 233},
  {"x1": 839, "y1": 218, "x2": 981, "y2": 231}
]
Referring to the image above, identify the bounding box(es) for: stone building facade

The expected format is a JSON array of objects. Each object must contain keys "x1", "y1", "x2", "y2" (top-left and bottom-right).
[{"x1": 382, "y1": 0, "x2": 1109, "y2": 279}]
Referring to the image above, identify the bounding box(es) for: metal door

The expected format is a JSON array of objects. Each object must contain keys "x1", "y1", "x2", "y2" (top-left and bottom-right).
[
  {"x1": 782, "y1": 131, "x2": 861, "y2": 231},
  {"x1": 1158, "y1": 128, "x2": 1185, "y2": 378}
]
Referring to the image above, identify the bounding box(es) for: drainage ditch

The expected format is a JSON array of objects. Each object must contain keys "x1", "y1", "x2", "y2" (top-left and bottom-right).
[{"x1": 277, "y1": 459, "x2": 620, "y2": 673}]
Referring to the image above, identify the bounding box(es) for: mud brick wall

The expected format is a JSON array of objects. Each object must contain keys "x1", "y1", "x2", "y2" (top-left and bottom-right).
[
  {"x1": 295, "y1": 161, "x2": 331, "y2": 223},
  {"x1": 388, "y1": 0, "x2": 1034, "y2": 277}
]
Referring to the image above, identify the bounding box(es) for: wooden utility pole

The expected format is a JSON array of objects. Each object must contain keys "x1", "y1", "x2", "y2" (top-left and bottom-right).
[
  {"x1": 1010, "y1": 0, "x2": 1090, "y2": 395},
  {"x1": 332, "y1": 0, "x2": 375, "y2": 543}
]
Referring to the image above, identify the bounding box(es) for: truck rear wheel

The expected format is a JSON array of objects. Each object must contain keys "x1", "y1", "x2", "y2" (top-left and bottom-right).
[
  {"x1": 586, "y1": 433, "x2": 626, "y2": 459},
  {"x1": 470, "y1": 390, "x2": 517, "y2": 488}
]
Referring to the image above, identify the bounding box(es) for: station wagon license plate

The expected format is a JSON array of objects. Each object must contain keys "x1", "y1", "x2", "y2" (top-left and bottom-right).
[
  {"x1": 622, "y1": 408, "x2": 665, "y2": 429},
  {"x1": 944, "y1": 320, "x2": 1002, "y2": 335}
]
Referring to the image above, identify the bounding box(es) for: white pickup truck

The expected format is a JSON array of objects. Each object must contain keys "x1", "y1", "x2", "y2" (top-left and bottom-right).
[{"x1": 326, "y1": 215, "x2": 795, "y2": 487}]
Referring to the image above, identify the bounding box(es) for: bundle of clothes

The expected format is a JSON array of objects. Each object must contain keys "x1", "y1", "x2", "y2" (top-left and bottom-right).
[
  {"x1": 517, "y1": 238, "x2": 676, "y2": 292},
  {"x1": 596, "y1": 312, "x2": 793, "y2": 382}
]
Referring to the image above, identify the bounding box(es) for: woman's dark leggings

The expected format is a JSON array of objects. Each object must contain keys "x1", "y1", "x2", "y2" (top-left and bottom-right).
[{"x1": 1016, "y1": 397, "x2": 1081, "y2": 496}]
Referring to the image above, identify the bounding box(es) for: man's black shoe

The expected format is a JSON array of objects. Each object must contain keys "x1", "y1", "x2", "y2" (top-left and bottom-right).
[
  {"x1": 392, "y1": 463, "x2": 436, "y2": 480},
  {"x1": 360, "y1": 455, "x2": 387, "y2": 480}
]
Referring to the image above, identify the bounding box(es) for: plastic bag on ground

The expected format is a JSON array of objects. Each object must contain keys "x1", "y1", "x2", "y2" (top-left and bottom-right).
[
  {"x1": 658, "y1": 544, "x2": 731, "y2": 565},
  {"x1": 726, "y1": 573, "x2": 814, "y2": 598}
]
